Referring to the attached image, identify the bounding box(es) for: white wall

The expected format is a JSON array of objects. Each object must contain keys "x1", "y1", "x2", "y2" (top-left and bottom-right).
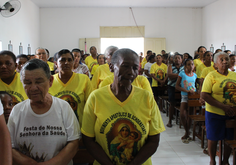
[
  {"x1": 202, "y1": 0, "x2": 236, "y2": 53},
  {"x1": 0, "y1": 0, "x2": 40, "y2": 55},
  {"x1": 40, "y1": 7, "x2": 202, "y2": 56}
]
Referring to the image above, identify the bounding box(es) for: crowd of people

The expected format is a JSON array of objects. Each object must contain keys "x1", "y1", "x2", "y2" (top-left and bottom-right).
[{"x1": 0, "y1": 45, "x2": 236, "y2": 165}]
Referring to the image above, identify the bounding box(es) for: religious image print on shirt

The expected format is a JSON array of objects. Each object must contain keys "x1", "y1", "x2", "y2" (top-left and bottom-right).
[
  {"x1": 106, "y1": 119, "x2": 141, "y2": 165},
  {"x1": 223, "y1": 80, "x2": 236, "y2": 104},
  {"x1": 54, "y1": 91, "x2": 81, "y2": 118},
  {"x1": 156, "y1": 68, "x2": 165, "y2": 80}
]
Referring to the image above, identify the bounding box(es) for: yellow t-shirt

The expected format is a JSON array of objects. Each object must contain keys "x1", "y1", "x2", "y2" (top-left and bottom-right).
[
  {"x1": 141, "y1": 57, "x2": 147, "y2": 69},
  {"x1": 141, "y1": 59, "x2": 148, "y2": 69},
  {"x1": 202, "y1": 70, "x2": 236, "y2": 116},
  {"x1": 49, "y1": 72, "x2": 93, "y2": 127},
  {"x1": 200, "y1": 66, "x2": 216, "y2": 79},
  {"x1": 150, "y1": 63, "x2": 167, "y2": 87},
  {"x1": 91, "y1": 64, "x2": 113, "y2": 90},
  {"x1": 81, "y1": 85, "x2": 165, "y2": 165},
  {"x1": 85, "y1": 56, "x2": 98, "y2": 71},
  {"x1": 91, "y1": 64, "x2": 100, "y2": 76},
  {"x1": 0, "y1": 72, "x2": 28, "y2": 105},
  {"x1": 196, "y1": 63, "x2": 214, "y2": 78},
  {"x1": 100, "y1": 74, "x2": 153, "y2": 94},
  {"x1": 194, "y1": 59, "x2": 214, "y2": 70},
  {"x1": 47, "y1": 61, "x2": 55, "y2": 71}
]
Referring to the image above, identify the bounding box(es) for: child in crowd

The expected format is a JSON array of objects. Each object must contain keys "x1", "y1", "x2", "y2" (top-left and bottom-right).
[
  {"x1": 175, "y1": 58, "x2": 197, "y2": 143},
  {"x1": 0, "y1": 91, "x2": 14, "y2": 123}
]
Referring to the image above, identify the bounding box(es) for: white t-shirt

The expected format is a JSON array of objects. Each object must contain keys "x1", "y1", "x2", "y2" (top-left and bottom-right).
[
  {"x1": 0, "y1": 100, "x2": 3, "y2": 115},
  {"x1": 143, "y1": 62, "x2": 154, "y2": 78},
  {"x1": 7, "y1": 96, "x2": 80, "y2": 164}
]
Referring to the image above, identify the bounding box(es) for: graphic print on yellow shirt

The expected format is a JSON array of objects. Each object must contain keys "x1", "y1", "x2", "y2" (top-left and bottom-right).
[
  {"x1": 49, "y1": 73, "x2": 92, "y2": 127},
  {"x1": 223, "y1": 81, "x2": 236, "y2": 105},
  {"x1": 0, "y1": 72, "x2": 27, "y2": 105},
  {"x1": 85, "y1": 56, "x2": 98, "y2": 71},
  {"x1": 108, "y1": 119, "x2": 141, "y2": 164},
  {"x1": 55, "y1": 93, "x2": 80, "y2": 116},
  {"x1": 82, "y1": 85, "x2": 165, "y2": 165}
]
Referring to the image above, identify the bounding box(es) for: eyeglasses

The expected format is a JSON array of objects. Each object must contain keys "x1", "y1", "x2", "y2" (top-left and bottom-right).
[
  {"x1": 59, "y1": 58, "x2": 73, "y2": 63},
  {"x1": 36, "y1": 53, "x2": 46, "y2": 55}
]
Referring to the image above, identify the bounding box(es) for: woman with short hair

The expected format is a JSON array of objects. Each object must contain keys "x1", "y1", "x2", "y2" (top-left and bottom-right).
[
  {"x1": 49, "y1": 49, "x2": 92, "y2": 127},
  {"x1": 82, "y1": 48, "x2": 165, "y2": 165},
  {"x1": 201, "y1": 52, "x2": 236, "y2": 165},
  {"x1": 7, "y1": 59, "x2": 80, "y2": 165}
]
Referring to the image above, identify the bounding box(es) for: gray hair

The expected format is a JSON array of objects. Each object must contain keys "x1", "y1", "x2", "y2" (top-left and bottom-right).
[
  {"x1": 20, "y1": 59, "x2": 51, "y2": 81},
  {"x1": 214, "y1": 52, "x2": 229, "y2": 63},
  {"x1": 35, "y1": 47, "x2": 47, "y2": 55},
  {"x1": 104, "y1": 46, "x2": 118, "y2": 58},
  {"x1": 111, "y1": 48, "x2": 138, "y2": 65}
]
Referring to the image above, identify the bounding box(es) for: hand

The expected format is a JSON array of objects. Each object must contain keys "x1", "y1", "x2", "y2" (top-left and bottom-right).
[
  {"x1": 159, "y1": 80, "x2": 164, "y2": 87},
  {"x1": 199, "y1": 97, "x2": 205, "y2": 105},
  {"x1": 188, "y1": 90, "x2": 194, "y2": 95},
  {"x1": 223, "y1": 105, "x2": 235, "y2": 117}
]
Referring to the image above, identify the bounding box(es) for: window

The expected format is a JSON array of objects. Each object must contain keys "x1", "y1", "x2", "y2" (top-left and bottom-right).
[{"x1": 101, "y1": 38, "x2": 144, "y2": 55}]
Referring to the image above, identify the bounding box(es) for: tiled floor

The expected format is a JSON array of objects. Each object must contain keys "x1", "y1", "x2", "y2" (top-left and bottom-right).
[{"x1": 151, "y1": 112, "x2": 233, "y2": 165}]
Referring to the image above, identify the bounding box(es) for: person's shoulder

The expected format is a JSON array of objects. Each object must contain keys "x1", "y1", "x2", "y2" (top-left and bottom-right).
[
  {"x1": 179, "y1": 70, "x2": 185, "y2": 75},
  {"x1": 229, "y1": 71, "x2": 236, "y2": 77},
  {"x1": 74, "y1": 72, "x2": 90, "y2": 81},
  {"x1": 91, "y1": 85, "x2": 109, "y2": 97},
  {"x1": 52, "y1": 96, "x2": 70, "y2": 107},
  {"x1": 162, "y1": 63, "x2": 167, "y2": 67},
  {"x1": 133, "y1": 85, "x2": 152, "y2": 97},
  {"x1": 11, "y1": 99, "x2": 29, "y2": 115}
]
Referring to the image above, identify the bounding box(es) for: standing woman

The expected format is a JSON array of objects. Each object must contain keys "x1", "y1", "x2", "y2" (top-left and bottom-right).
[
  {"x1": 0, "y1": 51, "x2": 28, "y2": 105},
  {"x1": 166, "y1": 54, "x2": 184, "y2": 127},
  {"x1": 72, "y1": 48, "x2": 90, "y2": 77},
  {"x1": 196, "y1": 51, "x2": 213, "y2": 79},
  {"x1": 175, "y1": 58, "x2": 197, "y2": 143},
  {"x1": 82, "y1": 49, "x2": 165, "y2": 165},
  {"x1": 193, "y1": 46, "x2": 207, "y2": 70},
  {"x1": 7, "y1": 59, "x2": 80, "y2": 165},
  {"x1": 91, "y1": 54, "x2": 105, "y2": 76},
  {"x1": 201, "y1": 52, "x2": 236, "y2": 165},
  {"x1": 49, "y1": 49, "x2": 93, "y2": 127},
  {"x1": 85, "y1": 46, "x2": 98, "y2": 71}
]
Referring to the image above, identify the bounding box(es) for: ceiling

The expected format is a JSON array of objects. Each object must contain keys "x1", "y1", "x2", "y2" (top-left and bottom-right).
[{"x1": 30, "y1": 0, "x2": 218, "y2": 8}]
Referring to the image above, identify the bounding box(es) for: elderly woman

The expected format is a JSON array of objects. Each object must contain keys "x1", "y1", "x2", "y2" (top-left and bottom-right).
[
  {"x1": 49, "y1": 49, "x2": 93, "y2": 128},
  {"x1": 7, "y1": 59, "x2": 80, "y2": 165},
  {"x1": 201, "y1": 52, "x2": 236, "y2": 165},
  {"x1": 82, "y1": 48, "x2": 165, "y2": 165}
]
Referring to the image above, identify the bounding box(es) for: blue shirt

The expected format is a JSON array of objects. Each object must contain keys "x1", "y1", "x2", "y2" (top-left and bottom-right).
[{"x1": 179, "y1": 71, "x2": 197, "y2": 95}]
